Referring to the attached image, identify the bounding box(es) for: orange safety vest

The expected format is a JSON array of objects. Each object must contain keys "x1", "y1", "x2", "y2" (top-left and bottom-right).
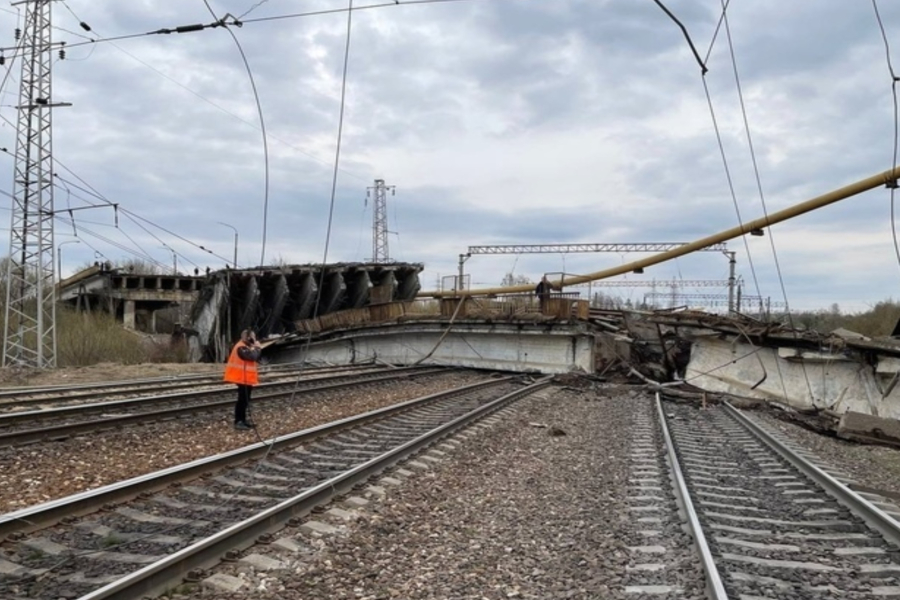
[{"x1": 223, "y1": 341, "x2": 259, "y2": 386}]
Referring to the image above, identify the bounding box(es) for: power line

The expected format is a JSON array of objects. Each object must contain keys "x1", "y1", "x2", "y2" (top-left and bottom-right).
[
  {"x1": 52, "y1": 215, "x2": 169, "y2": 271},
  {"x1": 703, "y1": 0, "x2": 730, "y2": 65},
  {"x1": 717, "y1": 0, "x2": 812, "y2": 404},
  {"x1": 322, "y1": 0, "x2": 354, "y2": 273},
  {"x1": 0, "y1": 142, "x2": 237, "y2": 268},
  {"x1": 649, "y1": 0, "x2": 707, "y2": 74},
  {"x1": 223, "y1": 28, "x2": 270, "y2": 266},
  {"x1": 239, "y1": 0, "x2": 274, "y2": 20},
  {"x1": 872, "y1": 0, "x2": 900, "y2": 275},
  {"x1": 241, "y1": 0, "x2": 486, "y2": 26},
  {"x1": 53, "y1": 0, "x2": 484, "y2": 52},
  {"x1": 195, "y1": 0, "x2": 271, "y2": 266},
  {"x1": 720, "y1": 1, "x2": 794, "y2": 317}
]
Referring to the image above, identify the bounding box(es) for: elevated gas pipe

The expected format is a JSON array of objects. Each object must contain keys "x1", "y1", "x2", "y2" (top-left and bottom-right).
[{"x1": 421, "y1": 166, "x2": 900, "y2": 298}]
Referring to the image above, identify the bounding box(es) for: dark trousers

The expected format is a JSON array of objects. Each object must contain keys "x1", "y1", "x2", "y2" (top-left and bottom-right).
[{"x1": 235, "y1": 384, "x2": 253, "y2": 424}]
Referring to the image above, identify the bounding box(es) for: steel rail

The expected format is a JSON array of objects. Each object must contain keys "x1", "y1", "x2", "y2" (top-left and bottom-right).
[
  {"x1": 76, "y1": 375, "x2": 551, "y2": 600},
  {"x1": 0, "y1": 375, "x2": 518, "y2": 539},
  {"x1": 655, "y1": 392, "x2": 728, "y2": 599},
  {"x1": 0, "y1": 366, "x2": 435, "y2": 427},
  {"x1": 0, "y1": 367, "x2": 448, "y2": 447},
  {"x1": 724, "y1": 402, "x2": 900, "y2": 547}
]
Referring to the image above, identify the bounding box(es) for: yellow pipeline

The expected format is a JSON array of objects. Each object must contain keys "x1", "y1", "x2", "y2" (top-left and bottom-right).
[{"x1": 422, "y1": 166, "x2": 900, "y2": 298}]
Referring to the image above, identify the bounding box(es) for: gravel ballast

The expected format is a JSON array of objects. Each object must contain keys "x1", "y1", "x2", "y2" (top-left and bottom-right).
[
  {"x1": 172, "y1": 386, "x2": 704, "y2": 600},
  {"x1": 744, "y1": 407, "x2": 900, "y2": 497},
  {"x1": 0, "y1": 372, "x2": 484, "y2": 511}
]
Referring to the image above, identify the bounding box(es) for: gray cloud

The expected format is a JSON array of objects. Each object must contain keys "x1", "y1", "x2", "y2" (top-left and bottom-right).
[{"x1": 0, "y1": 0, "x2": 897, "y2": 311}]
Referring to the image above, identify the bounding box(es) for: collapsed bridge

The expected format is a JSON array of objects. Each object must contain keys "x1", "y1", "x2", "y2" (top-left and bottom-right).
[{"x1": 188, "y1": 262, "x2": 423, "y2": 362}]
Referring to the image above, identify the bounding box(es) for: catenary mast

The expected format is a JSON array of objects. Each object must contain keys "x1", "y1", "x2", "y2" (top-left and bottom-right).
[{"x1": 3, "y1": 0, "x2": 64, "y2": 368}]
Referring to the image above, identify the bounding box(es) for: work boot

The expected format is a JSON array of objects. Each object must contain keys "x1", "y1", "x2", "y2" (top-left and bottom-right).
[{"x1": 234, "y1": 421, "x2": 252, "y2": 431}]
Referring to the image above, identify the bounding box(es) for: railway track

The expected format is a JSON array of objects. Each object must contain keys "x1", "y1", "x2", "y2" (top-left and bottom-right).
[
  {"x1": 628, "y1": 395, "x2": 900, "y2": 598},
  {"x1": 0, "y1": 366, "x2": 449, "y2": 447},
  {"x1": 0, "y1": 362, "x2": 384, "y2": 413},
  {"x1": 0, "y1": 374, "x2": 550, "y2": 600}
]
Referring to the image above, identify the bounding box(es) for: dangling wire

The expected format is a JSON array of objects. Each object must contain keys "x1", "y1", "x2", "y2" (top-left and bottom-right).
[
  {"x1": 872, "y1": 0, "x2": 900, "y2": 274},
  {"x1": 199, "y1": 0, "x2": 271, "y2": 267}
]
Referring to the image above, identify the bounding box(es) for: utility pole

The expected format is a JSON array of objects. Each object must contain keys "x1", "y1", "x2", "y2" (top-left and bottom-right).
[
  {"x1": 723, "y1": 251, "x2": 737, "y2": 314},
  {"x1": 457, "y1": 253, "x2": 470, "y2": 293},
  {"x1": 366, "y1": 179, "x2": 395, "y2": 263},
  {"x1": 217, "y1": 221, "x2": 238, "y2": 268},
  {"x1": 3, "y1": 0, "x2": 70, "y2": 368}
]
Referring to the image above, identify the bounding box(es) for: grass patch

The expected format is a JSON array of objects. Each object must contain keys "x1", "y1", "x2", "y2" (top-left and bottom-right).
[{"x1": 57, "y1": 307, "x2": 148, "y2": 367}]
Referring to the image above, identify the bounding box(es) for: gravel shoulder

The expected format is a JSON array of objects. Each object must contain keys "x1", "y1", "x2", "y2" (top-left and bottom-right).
[{"x1": 0, "y1": 362, "x2": 223, "y2": 388}]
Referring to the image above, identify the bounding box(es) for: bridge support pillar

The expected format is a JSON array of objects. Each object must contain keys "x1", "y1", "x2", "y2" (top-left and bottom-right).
[{"x1": 123, "y1": 300, "x2": 136, "y2": 330}]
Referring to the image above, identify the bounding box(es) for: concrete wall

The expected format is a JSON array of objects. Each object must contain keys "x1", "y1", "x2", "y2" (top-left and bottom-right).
[
  {"x1": 272, "y1": 321, "x2": 594, "y2": 374},
  {"x1": 686, "y1": 336, "x2": 900, "y2": 418}
]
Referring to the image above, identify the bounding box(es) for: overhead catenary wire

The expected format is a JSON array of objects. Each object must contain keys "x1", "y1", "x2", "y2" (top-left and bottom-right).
[
  {"x1": 317, "y1": 0, "x2": 355, "y2": 302},
  {"x1": 717, "y1": 0, "x2": 814, "y2": 404},
  {"x1": 239, "y1": 0, "x2": 274, "y2": 20},
  {"x1": 653, "y1": 0, "x2": 806, "y2": 404},
  {"x1": 703, "y1": 0, "x2": 731, "y2": 65},
  {"x1": 720, "y1": 2, "x2": 792, "y2": 314},
  {"x1": 649, "y1": 0, "x2": 707, "y2": 74},
  {"x1": 288, "y1": 0, "x2": 356, "y2": 375},
  {"x1": 224, "y1": 28, "x2": 270, "y2": 267},
  {"x1": 0, "y1": 141, "x2": 236, "y2": 269},
  {"x1": 700, "y1": 79, "x2": 763, "y2": 299},
  {"x1": 50, "y1": 0, "x2": 483, "y2": 53},
  {"x1": 872, "y1": 0, "x2": 900, "y2": 274},
  {"x1": 0, "y1": 7, "x2": 27, "y2": 107}
]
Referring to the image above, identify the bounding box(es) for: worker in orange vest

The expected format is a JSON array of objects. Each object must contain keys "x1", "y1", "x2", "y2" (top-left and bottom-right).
[{"x1": 223, "y1": 329, "x2": 262, "y2": 430}]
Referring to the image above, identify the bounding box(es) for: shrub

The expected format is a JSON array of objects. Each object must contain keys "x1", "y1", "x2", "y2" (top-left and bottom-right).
[{"x1": 56, "y1": 307, "x2": 148, "y2": 366}]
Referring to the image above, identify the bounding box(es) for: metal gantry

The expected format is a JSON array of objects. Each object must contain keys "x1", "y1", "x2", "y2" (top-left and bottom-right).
[
  {"x1": 3, "y1": 0, "x2": 62, "y2": 368},
  {"x1": 466, "y1": 242, "x2": 729, "y2": 255},
  {"x1": 643, "y1": 292, "x2": 786, "y2": 312},
  {"x1": 459, "y1": 242, "x2": 738, "y2": 311},
  {"x1": 367, "y1": 179, "x2": 395, "y2": 263},
  {"x1": 590, "y1": 279, "x2": 732, "y2": 288}
]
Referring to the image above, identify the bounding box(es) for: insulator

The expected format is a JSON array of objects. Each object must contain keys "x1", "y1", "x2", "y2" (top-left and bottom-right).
[
  {"x1": 0, "y1": 56, "x2": 5, "y2": 66},
  {"x1": 79, "y1": 22, "x2": 91, "y2": 32},
  {"x1": 14, "y1": 28, "x2": 20, "y2": 40},
  {"x1": 58, "y1": 49, "x2": 65, "y2": 60}
]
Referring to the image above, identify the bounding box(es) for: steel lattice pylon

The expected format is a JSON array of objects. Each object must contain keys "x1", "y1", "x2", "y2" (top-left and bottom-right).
[
  {"x1": 367, "y1": 179, "x2": 394, "y2": 263},
  {"x1": 3, "y1": 0, "x2": 57, "y2": 368}
]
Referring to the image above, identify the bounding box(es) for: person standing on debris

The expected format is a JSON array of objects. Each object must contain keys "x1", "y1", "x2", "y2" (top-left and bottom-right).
[
  {"x1": 223, "y1": 329, "x2": 262, "y2": 430},
  {"x1": 535, "y1": 275, "x2": 554, "y2": 312}
]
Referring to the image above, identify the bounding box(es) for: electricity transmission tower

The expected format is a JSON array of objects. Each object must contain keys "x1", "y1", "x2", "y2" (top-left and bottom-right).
[
  {"x1": 367, "y1": 179, "x2": 395, "y2": 263},
  {"x1": 3, "y1": 0, "x2": 67, "y2": 368}
]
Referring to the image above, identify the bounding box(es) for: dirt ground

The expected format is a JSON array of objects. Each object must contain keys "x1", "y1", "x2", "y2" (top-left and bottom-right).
[{"x1": 0, "y1": 362, "x2": 223, "y2": 388}]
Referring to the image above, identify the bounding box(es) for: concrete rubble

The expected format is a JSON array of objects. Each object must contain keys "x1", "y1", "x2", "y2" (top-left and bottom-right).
[{"x1": 592, "y1": 306, "x2": 900, "y2": 448}]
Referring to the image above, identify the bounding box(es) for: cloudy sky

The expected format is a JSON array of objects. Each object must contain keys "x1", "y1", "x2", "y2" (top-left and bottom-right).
[{"x1": 1, "y1": 0, "x2": 898, "y2": 312}]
